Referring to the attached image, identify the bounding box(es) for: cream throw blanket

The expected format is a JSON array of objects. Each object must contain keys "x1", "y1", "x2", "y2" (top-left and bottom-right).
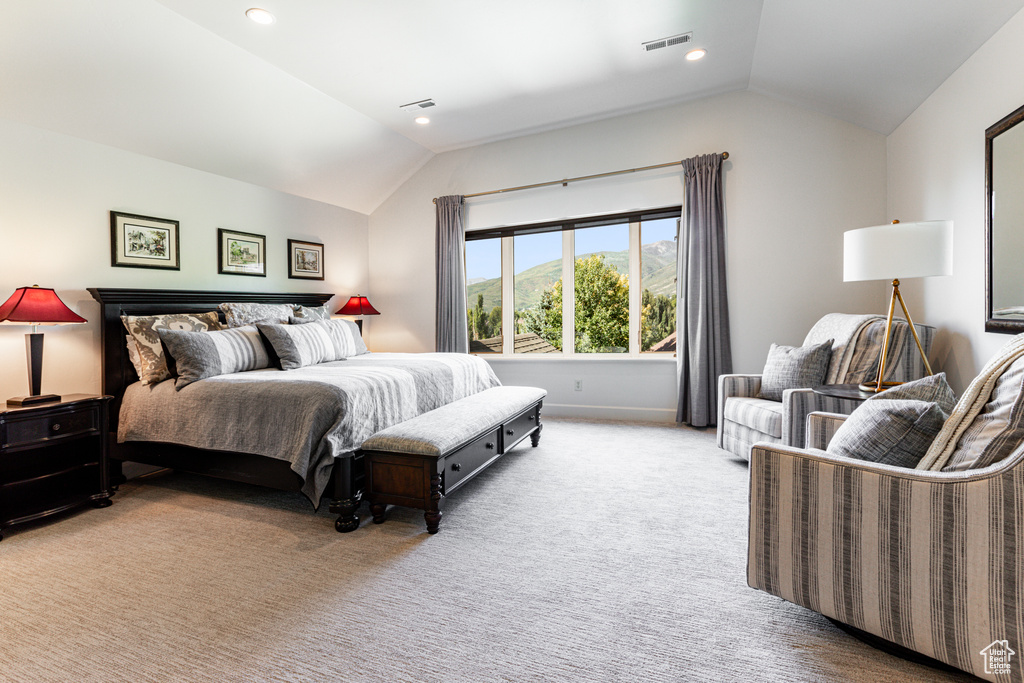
[
  {"x1": 804, "y1": 314, "x2": 882, "y2": 384},
  {"x1": 916, "y1": 333, "x2": 1024, "y2": 471}
]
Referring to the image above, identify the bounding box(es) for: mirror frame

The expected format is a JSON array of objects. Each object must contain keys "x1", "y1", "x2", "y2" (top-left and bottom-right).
[{"x1": 986, "y1": 102, "x2": 1024, "y2": 334}]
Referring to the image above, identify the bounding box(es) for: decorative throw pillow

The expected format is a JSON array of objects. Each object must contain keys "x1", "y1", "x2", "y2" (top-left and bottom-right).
[
  {"x1": 257, "y1": 319, "x2": 368, "y2": 370},
  {"x1": 157, "y1": 325, "x2": 270, "y2": 389},
  {"x1": 941, "y1": 355, "x2": 1024, "y2": 471},
  {"x1": 871, "y1": 372, "x2": 957, "y2": 413},
  {"x1": 121, "y1": 311, "x2": 223, "y2": 384},
  {"x1": 219, "y1": 302, "x2": 294, "y2": 328},
  {"x1": 292, "y1": 305, "x2": 331, "y2": 321},
  {"x1": 828, "y1": 399, "x2": 949, "y2": 468},
  {"x1": 758, "y1": 339, "x2": 833, "y2": 401}
]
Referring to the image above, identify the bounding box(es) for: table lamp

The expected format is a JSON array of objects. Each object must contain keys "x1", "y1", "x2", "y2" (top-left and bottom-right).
[
  {"x1": 843, "y1": 220, "x2": 953, "y2": 392},
  {"x1": 0, "y1": 285, "x2": 87, "y2": 406},
  {"x1": 337, "y1": 295, "x2": 380, "y2": 332}
]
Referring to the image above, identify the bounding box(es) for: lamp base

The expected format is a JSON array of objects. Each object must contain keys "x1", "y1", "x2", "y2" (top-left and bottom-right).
[
  {"x1": 7, "y1": 393, "x2": 61, "y2": 407},
  {"x1": 857, "y1": 381, "x2": 901, "y2": 393}
]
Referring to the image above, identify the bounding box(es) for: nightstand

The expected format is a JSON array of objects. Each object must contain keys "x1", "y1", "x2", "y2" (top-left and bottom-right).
[{"x1": 0, "y1": 394, "x2": 114, "y2": 540}]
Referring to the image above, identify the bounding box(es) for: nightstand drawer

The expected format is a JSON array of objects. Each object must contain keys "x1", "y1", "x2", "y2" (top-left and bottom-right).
[{"x1": 4, "y1": 406, "x2": 100, "y2": 447}]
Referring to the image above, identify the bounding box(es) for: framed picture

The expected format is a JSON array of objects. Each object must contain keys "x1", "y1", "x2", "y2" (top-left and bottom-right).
[
  {"x1": 218, "y1": 229, "x2": 266, "y2": 277},
  {"x1": 288, "y1": 239, "x2": 325, "y2": 280},
  {"x1": 110, "y1": 211, "x2": 180, "y2": 270}
]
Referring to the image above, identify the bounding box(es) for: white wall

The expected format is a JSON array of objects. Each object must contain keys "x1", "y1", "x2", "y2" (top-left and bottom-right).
[
  {"x1": 888, "y1": 6, "x2": 1024, "y2": 394},
  {"x1": 369, "y1": 90, "x2": 888, "y2": 420},
  {"x1": 0, "y1": 118, "x2": 369, "y2": 399}
]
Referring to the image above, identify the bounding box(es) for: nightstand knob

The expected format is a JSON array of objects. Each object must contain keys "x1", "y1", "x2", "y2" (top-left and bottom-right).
[
  {"x1": 52, "y1": 423, "x2": 61, "y2": 432},
  {"x1": 451, "y1": 463, "x2": 462, "y2": 472},
  {"x1": 506, "y1": 429, "x2": 514, "y2": 436},
  {"x1": 485, "y1": 442, "x2": 495, "y2": 450}
]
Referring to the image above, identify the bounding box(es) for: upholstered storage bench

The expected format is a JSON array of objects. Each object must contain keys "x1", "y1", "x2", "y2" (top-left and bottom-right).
[{"x1": 360, "y1": 386, "x2": 545, "y2": 533}]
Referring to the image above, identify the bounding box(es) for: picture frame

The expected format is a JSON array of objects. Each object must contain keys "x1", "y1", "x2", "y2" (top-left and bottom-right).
[
  {"x1": 110, "y1": 211, "x2": 180, "y2": 270},
  {"x1": 218, "y1": 228, "x2": 266, "y2": 277},
  {"x1": 287, "y1": 239, "x2": 325, "y2": 280}
]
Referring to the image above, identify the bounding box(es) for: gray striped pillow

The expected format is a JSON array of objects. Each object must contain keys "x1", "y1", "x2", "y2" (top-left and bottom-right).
[
  {"x1": 941, "y1": 355, "x2": 1024, "y2": 471},
  {"x1": 758, "y1": 340, "x2": 833, "y2": 401},
  {"x1": 827, "y1": 399, "x2": 948, "y2": 468},
  {"x1": 157, "y1": 325, "x2": 270, "y2": 389},
  {"x1": 257, "y1": 319, "x2": 367, "y2": 370}
]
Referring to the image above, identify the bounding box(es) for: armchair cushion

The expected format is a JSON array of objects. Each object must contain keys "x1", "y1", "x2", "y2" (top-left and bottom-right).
[
  {"x1": 723, "y1": 397, "x2": 784, "y2": 438},
  {"x1": 827, "y1": 399, "x2": 948, "y2": 468},
  {"x1": 758, "y1": 339, "x2": 833, "y2": 401}
]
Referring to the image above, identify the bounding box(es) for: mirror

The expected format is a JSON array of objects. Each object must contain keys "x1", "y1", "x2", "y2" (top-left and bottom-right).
[{"x1": 987, "y1": 103, "x2": 1024, "y2": 333}]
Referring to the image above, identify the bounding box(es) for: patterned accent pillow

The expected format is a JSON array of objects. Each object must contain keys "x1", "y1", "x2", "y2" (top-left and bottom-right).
[
  {"x1": 872, "y1": 373, "x2": 956, "y2": 413},
  {"x1": 219, "y1": 302, "x2": 294, "y2": 328},
  {"x1": 758, "y1": 339, "x2": 833, "y2": 401},
  {"x1": 157, "y1": 325, "x2": 270, "y2": 389},
  {"x1": 257, "y1": 319, "x2": 367, "y2": 370},
  {"x1": 941, "y1": 355, "x2": 1024, "y2": 471},
  {"x1": 121, "y1": 311, "x2": 223, "y2": 384},
  {"x1": 828, "y1": 399, "x2": 949, "y2": 468},
  {"x1": 292, "y1": 305, "x2": 331, "y2": 321}
]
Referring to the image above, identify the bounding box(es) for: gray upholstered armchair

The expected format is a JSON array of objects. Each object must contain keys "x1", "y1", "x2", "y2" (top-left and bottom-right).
[
  {"x1": 716, "y1": 313, "x2": 934, "y2": 460},
  {"x1": 747, "y1": 333, "x2": 1024, "y2": 680}
]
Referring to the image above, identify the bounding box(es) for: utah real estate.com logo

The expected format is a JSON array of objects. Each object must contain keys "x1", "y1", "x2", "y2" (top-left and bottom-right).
[{"x1": 981, "y1": 640, "x2": 1015, "y2": 676}]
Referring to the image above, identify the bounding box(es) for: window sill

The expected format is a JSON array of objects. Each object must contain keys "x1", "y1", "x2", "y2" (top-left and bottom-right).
[{"x1": 473, "y1": 354, "x2": 676, "y2": 362}]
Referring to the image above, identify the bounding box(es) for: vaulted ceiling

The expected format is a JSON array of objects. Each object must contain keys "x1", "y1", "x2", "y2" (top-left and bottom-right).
[{"x1": 2, "y1": 0, "x2": 1021, "y2": 214}]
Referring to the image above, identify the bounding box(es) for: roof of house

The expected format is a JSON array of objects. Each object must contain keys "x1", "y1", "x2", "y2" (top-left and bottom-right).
[{"x1": 469, "y1": 333, "x2": 559, "y2": 354}]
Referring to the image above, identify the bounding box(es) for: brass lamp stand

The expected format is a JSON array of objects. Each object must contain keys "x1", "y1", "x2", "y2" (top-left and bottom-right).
[{"x1": 860, "y1": 278, "x2": 934, "y2": 393}]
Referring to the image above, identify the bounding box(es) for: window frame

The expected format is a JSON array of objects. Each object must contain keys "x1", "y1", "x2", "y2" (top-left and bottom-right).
[{"x1": 466, "y1": 206, "x2": 681, "y2": 358}]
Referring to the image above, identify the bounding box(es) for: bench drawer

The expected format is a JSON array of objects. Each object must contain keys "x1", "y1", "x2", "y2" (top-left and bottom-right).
[
  {"x1": 443, "y1": 427, "x2": 501, "y2": 493},
  {"x1": 502, "y1": 408, "x2": 537, "y2": 451}
]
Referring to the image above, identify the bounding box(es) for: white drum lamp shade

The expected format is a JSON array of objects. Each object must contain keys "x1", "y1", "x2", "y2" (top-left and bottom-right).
[
  {"x1": 844, "y1": 220, "x2": 953, "y2": 282},
  {"x1": 841, "y1": 219, "x2": 953, "y2": 391}
]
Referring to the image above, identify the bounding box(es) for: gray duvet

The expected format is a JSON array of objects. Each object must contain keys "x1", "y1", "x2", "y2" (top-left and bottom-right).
[{"x1": 118, "y1": 352, "x2": 501, "y2": 504}]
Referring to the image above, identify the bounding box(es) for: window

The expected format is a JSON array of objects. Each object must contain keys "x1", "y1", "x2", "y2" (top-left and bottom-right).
[
  {"x1": 466, "y1": 238, "x2": 502, "y2": 353},
  {"x1": 465, "y1": 207, "x2": 680, "y2": 356}
]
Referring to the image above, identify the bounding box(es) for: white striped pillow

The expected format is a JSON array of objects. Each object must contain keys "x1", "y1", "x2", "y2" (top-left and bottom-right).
[
  {"x1": 157, "y1": 325, "x2": 270, "y2": 389},
  {"x1": 257, "y1": 319, "x2": 367, "y2": 369}
]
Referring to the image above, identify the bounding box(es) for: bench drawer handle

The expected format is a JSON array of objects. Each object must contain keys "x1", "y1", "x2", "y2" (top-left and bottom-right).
[
  {"x1": 451, "y1": 463, "x2": 462, "y2": 472},
  {"x1": 485, "y1": 442, "x2": 495, "y2": 450},
  {"x1": 52, "y1": 423, "x2": 61, "y2": 432},
  {"x1": 506, "y1": 429, "x2": 514, "y2": 436}
]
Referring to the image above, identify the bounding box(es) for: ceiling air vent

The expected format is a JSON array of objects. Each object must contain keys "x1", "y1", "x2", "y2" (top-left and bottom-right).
[
  {"x1": 399, "y1": 99, "x2": 436, "y2": 112},
  {"x1": 642, "y1": 32, "x2": 692, "y2": 52}
]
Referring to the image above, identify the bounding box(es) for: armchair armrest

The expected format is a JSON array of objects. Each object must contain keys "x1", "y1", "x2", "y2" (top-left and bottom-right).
[
  {"x1": 779, "y1": 389, "x2": 865, "y2": 451},
  {"x1": 805, "y1": 411, "x2": 849, "y2": 450},
  {"x1": 717, "y1": 374, "x2": 762, "y2": 446}
]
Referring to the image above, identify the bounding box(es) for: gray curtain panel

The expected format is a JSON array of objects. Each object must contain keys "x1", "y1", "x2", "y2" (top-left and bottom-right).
[
  {"x1": 676, "y1": 153, "x2": 732, "y2": 426},
  {"x1": 435, "y1": 195, "x2": 469, "y2": 353}
]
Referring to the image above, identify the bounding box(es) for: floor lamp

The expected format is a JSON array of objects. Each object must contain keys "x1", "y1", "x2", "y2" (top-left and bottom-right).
[{"x1": 843, "y1": 220, "x2": 953, "y2": 392}]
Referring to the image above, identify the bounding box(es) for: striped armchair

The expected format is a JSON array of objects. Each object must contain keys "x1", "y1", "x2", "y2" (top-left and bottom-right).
[
  {"x1": 748, "y1": 411, "x2": 1024, "y2": 681},
  {"x1": 717, "y1": 314, "x2": 934, "y2": 460}
]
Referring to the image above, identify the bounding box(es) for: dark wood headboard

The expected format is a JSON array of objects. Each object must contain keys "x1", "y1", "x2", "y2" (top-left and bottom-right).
[{"x1": 88, "y1": 288, "x2": 334, "y2": 430}]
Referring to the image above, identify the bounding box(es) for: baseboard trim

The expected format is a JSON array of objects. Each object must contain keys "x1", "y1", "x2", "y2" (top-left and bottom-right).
[{"x1": 543, "y1": 403, "x2": 676, "y2": 423}]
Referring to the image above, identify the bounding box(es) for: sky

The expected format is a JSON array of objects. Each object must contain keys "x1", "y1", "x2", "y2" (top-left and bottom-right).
[{"x1": 465, "y1": 217, "x2": 676, "y2": 281}]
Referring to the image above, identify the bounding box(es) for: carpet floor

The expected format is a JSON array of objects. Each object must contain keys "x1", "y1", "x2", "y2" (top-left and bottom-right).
[{"x1": 1, "y1": 418, "x2": 976, "y2": 682}]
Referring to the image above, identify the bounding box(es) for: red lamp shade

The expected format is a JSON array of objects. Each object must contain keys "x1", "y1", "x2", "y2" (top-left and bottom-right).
[
  {"x1": 0, "y1": 286, "x2": 87, "y2": 325},
  {"x1": 337, "y1": 295, "x2": 380, "y2": 316}
]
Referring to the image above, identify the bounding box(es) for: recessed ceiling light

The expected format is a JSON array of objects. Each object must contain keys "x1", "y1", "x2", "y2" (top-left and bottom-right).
[
  {"x1": 686, "y1": 48, "x2": 706, "y2": 61},
  {"x1": 246, "y1": 8, "x2": 275, "y2": 24},
  {"x1": 414, "y1": 117, "x2": 430, "y2": 125}
]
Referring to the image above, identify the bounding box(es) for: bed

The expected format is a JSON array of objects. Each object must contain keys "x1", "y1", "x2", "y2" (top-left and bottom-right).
[{"x1": 88, "y1": 288, "x2": 500, "y2": 532}]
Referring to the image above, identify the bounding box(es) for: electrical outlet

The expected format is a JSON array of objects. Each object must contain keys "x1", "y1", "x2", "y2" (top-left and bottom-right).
[{"x1": 574, "y1": 379, "x2": 583, "y2": 392}]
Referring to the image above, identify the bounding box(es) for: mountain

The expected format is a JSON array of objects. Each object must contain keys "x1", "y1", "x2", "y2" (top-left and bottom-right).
[
  {"x1": 467, "y1": 240, "x2": 676, "y2": 312},
  {"x1": 467, "y1": 277, "x2": 487, "y2": 285}
]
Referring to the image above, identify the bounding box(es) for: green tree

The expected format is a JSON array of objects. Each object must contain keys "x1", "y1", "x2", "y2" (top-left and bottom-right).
[
  {"x1": 641, "y1": 290, "x2": 676, "y2": 350},
  {"x1": 517, "y1": 254, "x2": 630, "y2": 353}
]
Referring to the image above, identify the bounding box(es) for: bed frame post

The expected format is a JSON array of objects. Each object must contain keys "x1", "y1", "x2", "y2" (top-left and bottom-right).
[{"x1": 330, "y1": 453, "x2": 364, "y2": 533}]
